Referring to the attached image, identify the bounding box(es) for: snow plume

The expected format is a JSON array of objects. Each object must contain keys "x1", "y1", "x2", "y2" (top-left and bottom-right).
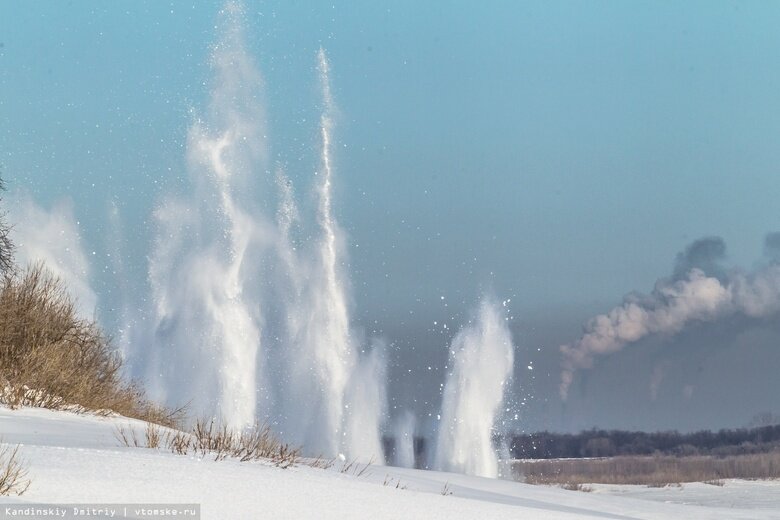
[
  {"x1": 270, "y1": 48, "x2": 387, "y2": 461},
  {"x1": 393, "y1": 410, "x2": 417, "y2": 468},
  {"x1": 303, "y1": 46, "x2": 357, "y2": 456},
  {"x1": 11, "y1": 196, "x2": 97, "y2": 318},
  {"x1": 435, "y1": 298, "x2": 515, "y2": 478},
  {"x1": 342, "y1": 341, "x2": 388, "y2": 463},
  {"x1": 11, "y1": 5, "x2": 387, "y2": 462},
  {"x1": 145, "y1": 2, "x2": 268, "y2": 429},
  {"x1": 105, "y1": 200, "x2": 134, "y2": 365},
  {"x1": 139, "y1": 18, "x2": 391, "y2": 454},
  {"x1": 649, "y1": 362, "x2": 670, "y2": 401},
  {"x1": 560, "y1": 235, "x2": 780, "y2": 400}
]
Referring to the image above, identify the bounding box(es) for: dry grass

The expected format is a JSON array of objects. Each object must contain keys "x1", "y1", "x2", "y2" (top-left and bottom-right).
[
  {"x1": 0, "y1": 443, "x2": 30, "y2": 496},
  {"x1": 145, "y1": 423, "x2": 162, "y2": 449},
  {"x1": 165, "y1": 429, "x2": 193, "y2": 456},
  {"x1": 561, "y1": 482, "x2": 593, "y2": 492},
  {"x1": 339, "y1": 457, "x2": 373, "y2": 477},
  {"x1": 114, "y1": 425, "x2": 142, "y2": 448},
  {"x1": 306, "y1": 455, "x2": 336, "y2": 470},
  {"x1": 116, "y1": 419, "x2": 301, "y2": 469},
  {"x1": 514, "y1": 450, "x2": 780, "y2": 487},
  {"x1": 191, "y1": 419, "x2": 300, "y2": 467},
  {"x1": 382, "y1": 474, "x2": 408, "y2": 490},
  {"x1": 0, "y1": 263, "x2": 182, "y2": 428}
]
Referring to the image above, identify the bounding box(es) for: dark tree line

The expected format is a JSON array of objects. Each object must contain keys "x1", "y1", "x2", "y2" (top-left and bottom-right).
[{"x1": 508, "y1": 424, "x2": 780, "y2": 459}]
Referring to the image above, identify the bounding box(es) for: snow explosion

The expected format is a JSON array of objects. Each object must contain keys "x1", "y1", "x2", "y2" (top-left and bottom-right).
[
  {"x1": 435, "y1": 299, "x2": 514, "y2": 477},
  {"x1": 10, "y1": 2, "x2": 517, "y2": 475}
]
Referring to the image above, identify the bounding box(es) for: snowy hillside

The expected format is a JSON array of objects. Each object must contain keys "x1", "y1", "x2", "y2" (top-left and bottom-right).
[{"x1": 1, "y1": 407, "x2": 779, "y2": 519}]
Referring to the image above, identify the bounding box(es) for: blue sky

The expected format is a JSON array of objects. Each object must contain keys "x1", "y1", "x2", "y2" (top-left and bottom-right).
[{"x1": 3, "y1": 1, "x2": 780, "y2": 432}]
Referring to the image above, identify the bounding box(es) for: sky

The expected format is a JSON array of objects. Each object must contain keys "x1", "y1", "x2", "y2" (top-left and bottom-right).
[{"x1": 2, "y1": 0, "x2": 780, "y2": 433}]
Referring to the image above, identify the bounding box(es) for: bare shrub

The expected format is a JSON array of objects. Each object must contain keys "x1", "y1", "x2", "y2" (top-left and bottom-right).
[
  {"x1": 135, "y1": 402, "x2": 188, "y2": 431},
  {"x1": 0, "y1": 444, "x2": 30, "y2": 496},
  {"x1": 230, "y1": 423, "x2": 300, "y2": 468},
  {"x1": 0, "y1": 176, "x2": 14, "y2": 275},
  {"x1": 0, "y1": 263, "x2": 181, "y2": 428},
  {"x1": 118, "y1": 418, "x2": 301, "y2": 469},
  {"x1": 231, "y1": 424, "x2": 300, "y2": 467},
  {"x1": 192, "y1": 419, "x2": 234, "y2": 460}
]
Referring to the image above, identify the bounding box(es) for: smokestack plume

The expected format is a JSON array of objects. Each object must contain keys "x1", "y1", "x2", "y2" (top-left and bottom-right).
[
  {"x1": 560, "y1": 235, "x2": 780, "y2": 400},
  {"x1": 673, "y1": 236, "x2": 726, "y2": 280}
]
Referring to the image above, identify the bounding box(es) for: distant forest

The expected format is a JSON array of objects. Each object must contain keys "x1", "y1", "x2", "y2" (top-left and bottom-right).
[{"x1": 508, "y1": 423, "x2": 780, "y2": 459}]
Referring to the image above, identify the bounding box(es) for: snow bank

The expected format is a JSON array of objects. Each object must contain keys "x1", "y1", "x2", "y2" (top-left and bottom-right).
[{"x1": 1, "y1": 407, "x2": 778, "y2": 519}]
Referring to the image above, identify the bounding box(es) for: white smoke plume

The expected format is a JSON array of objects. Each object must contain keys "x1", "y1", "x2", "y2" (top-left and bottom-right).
[
  {"x1": 11, "y1": 196, "x2": 97, "y2": 318},
  {"x1": 560, "y1": 236, "x2": 780, "y2": 400},
  {"x1": 435, "y1": 298, "x2": 515, "y2": 478}
]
